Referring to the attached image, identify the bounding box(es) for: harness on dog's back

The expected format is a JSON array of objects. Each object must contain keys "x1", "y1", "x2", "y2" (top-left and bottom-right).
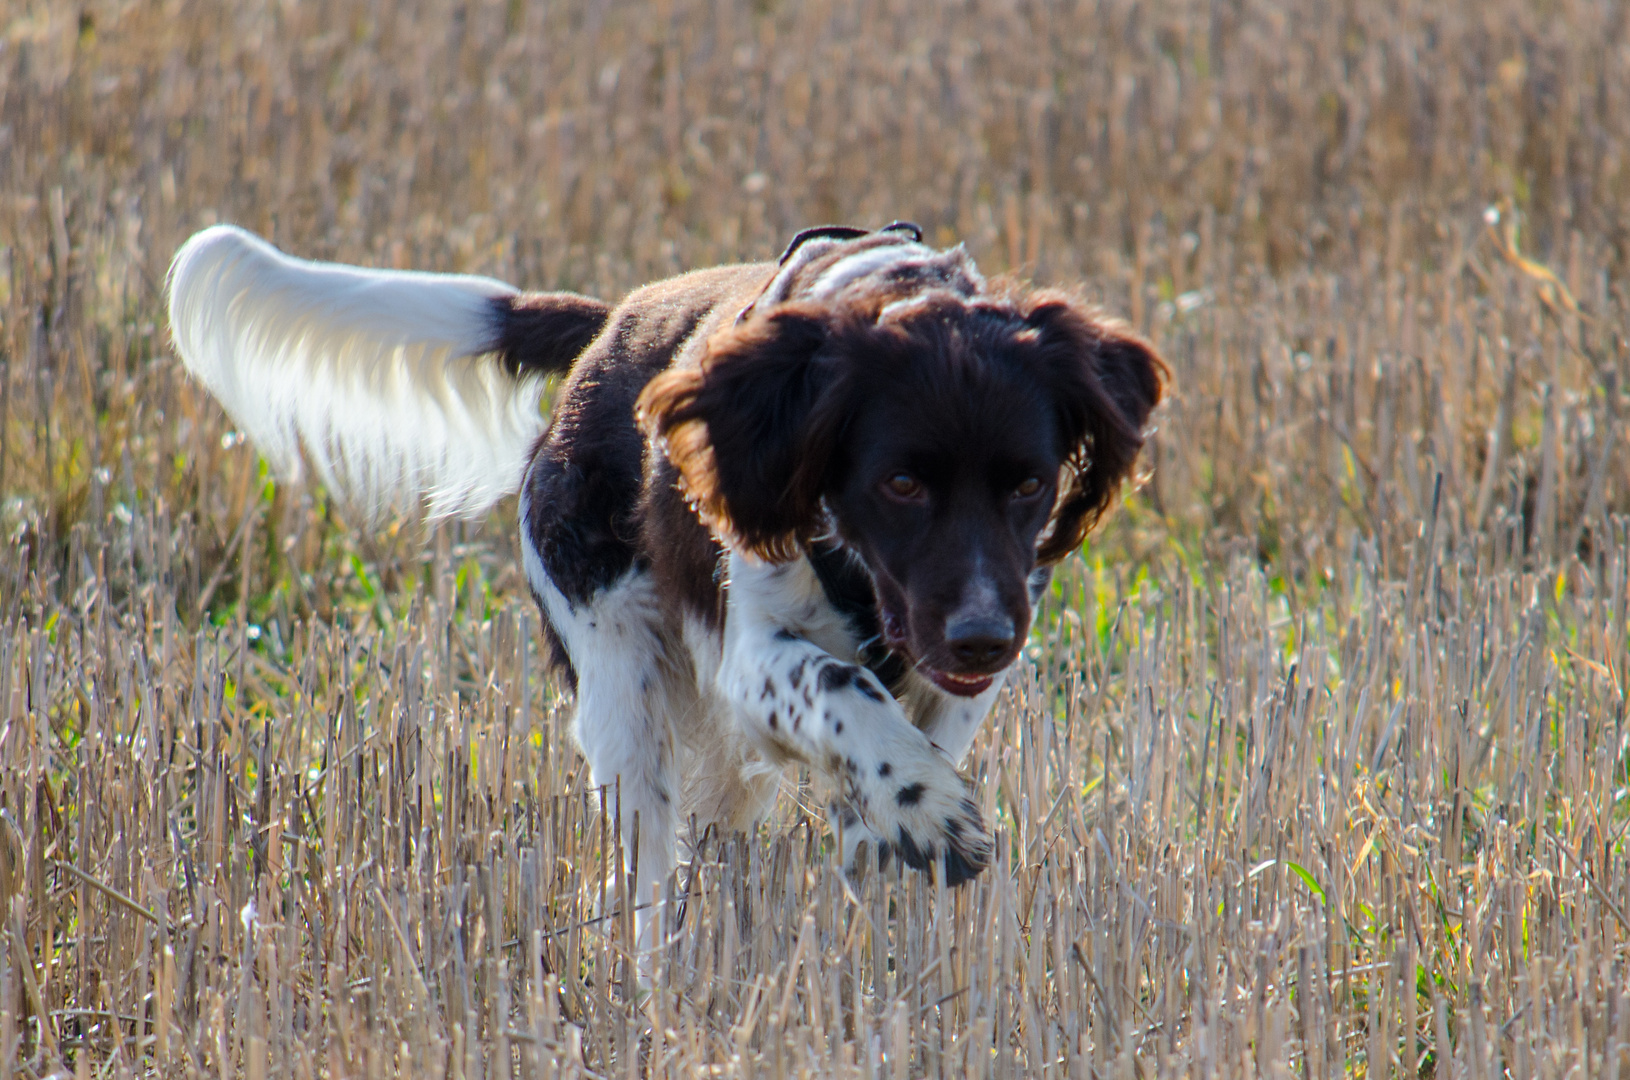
[
  {"x1": 737, "y1": 221, "x2": 938, "y2": 325},
  {"x1": 776, "y1": 221, "x2": 922, "y2": 263}
]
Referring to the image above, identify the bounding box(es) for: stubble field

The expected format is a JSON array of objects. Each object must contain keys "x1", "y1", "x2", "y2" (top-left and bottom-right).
[{"x1": 2, "y1": 0, "x2": 1629, "y2": 1075}]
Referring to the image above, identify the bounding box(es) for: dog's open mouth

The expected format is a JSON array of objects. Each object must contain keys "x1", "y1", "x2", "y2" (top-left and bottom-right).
[{"x1": 925, "y1": 668, "x2": 996, "y2": 697}]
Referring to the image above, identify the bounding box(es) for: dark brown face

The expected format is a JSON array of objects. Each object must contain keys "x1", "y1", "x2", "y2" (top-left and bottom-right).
[
  {"x1": 826, "y1": 345, "x2": 1064, "y2": 695},
  {"x1": 637, "y1": 277, "x2": 1168, "y2": 684}
]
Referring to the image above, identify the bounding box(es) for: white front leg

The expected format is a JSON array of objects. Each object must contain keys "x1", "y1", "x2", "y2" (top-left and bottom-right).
[
  {"x1": 829, "y1": 671, "x2": 1006, "y2": 876},
  {"x1": 913, "y1": 675, "x2": 1007, "y2": 764},
  {"x1": 718, "y1": 555, "x2": 991, "y2": 884}
]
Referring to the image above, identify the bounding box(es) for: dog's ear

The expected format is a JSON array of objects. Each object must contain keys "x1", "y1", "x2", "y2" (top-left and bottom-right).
[
  {"x1": 1018, "y1": 295, "x2": 1169, "y2": 564},
  {"x1": 637, "y1": 306, "x2": 848, "y2": 561}
]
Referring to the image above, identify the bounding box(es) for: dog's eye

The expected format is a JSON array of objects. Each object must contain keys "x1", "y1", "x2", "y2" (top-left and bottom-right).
[
  {"x1": 883, "y1": 474, "x2": 925, "y2": 501},
  {"x1": 1014, "y1": 477, "x2": 1043, "y2": 499}
]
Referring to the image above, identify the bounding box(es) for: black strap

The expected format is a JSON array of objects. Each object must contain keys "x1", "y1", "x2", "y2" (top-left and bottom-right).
[
  {"x1": 777, "y1": 221, "x2": 925, "y2": 264},
  {"x1": 745, "y1": 221, "x2": 932, "y2": 326},
  {"x1": 877, "y1": 220, "x2": 924, "y2": 243},
  {"x1": 778, "y1": 225, "x2": 869, "y2": 264}
]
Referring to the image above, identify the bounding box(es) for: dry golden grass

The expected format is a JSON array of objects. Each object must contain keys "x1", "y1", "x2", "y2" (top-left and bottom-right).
[{"x1": 2, "y1": 0, "x2": 1628, "y2": 1075}]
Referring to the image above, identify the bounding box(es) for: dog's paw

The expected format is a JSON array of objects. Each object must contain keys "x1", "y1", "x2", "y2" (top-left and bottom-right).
[
  {"x1": 847, "y1": 735, "x2": 990, "y2": 886},
  {"x1": 889, "y1": 793, "x2": 990, "y2": 885}
]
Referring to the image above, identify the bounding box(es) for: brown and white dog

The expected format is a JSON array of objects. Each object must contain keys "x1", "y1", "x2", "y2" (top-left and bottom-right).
[{"x1": 168, "y1": 222, "x2": 1165, "y2": 942}]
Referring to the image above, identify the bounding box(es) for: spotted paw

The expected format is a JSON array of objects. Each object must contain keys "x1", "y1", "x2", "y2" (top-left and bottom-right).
[
  {"x1": 848, "y1": 732, "x2": 991, "y2": 886},
  {"x1": 890, "y1": 795, "x2": 991, "y2": 885}
]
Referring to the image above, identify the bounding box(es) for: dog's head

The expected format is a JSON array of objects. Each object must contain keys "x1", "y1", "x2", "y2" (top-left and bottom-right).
[{"x1": 638, "y1": 235, "x2": 1166, "y2": 695}]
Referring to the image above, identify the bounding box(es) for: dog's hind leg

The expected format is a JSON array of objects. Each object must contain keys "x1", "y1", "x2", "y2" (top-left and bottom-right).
[
  {"x1": 525, "y1": 562, "x2": 683, "y2": 952},
  {"x1": 519, "y1": 465, "x2": 681, "y2": 964}
]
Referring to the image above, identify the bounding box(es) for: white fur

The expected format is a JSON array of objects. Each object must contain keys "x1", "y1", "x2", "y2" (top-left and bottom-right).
[
  {"x1": 167, "y1": 225, "x2": 543, "y2": 519},
  {"x1": 717, "y1": 553, "x2": 990, "y2": 872},
  {"x1": 517, "y1": 504, "x2": 1003, "y2": 950},
  {"x1": 912, "y1": 674, "x2": 1006, "y2": 764},
  {"x1": 808, "y1": 243, "x2": 937, "y2": 297},
  {"x1": 751, "y1": 237, "x2": 846, "y2": 311},
  {"x1": 681, "y1": 612, "x2": 724, "y2": 702}
]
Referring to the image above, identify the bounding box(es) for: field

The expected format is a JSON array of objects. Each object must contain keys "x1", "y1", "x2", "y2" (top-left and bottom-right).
[{"x1": 2, "y1": 0, "x2": 1628, "y2": 1075}]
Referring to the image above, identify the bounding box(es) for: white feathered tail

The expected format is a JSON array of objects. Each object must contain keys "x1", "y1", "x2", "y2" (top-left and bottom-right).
[{"x1": 167, "y1": 225, "x2": 548, "y2": 520}]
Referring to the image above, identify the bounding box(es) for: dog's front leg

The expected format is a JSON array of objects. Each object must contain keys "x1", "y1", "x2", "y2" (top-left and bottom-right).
[
  {"x1": 719, "y1": 556, "x2": 991, "y2": 884},
  {"x1": 826, "y1": 679, "x2": 1007, "y2": 876}
]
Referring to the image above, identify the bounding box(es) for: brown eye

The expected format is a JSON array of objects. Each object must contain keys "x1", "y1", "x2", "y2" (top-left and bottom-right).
[
  {"x1": 883, "y1": 474, "x2": 924, "y2": 500},
  {"x1": 1014, "y1": 477, "x2": 1042, "y2": 498}
]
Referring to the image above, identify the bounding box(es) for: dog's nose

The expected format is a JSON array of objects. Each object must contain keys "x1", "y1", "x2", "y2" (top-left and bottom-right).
[{"x1": 945, "y1": 614, "x2": 1016, "y2": 668}]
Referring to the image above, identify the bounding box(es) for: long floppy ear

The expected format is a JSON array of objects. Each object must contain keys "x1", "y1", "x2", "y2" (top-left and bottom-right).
[
  {"x1": 1022, "y1": 295, "x2": 1169, "y2": 564},
  {"x1": 636, "y1": 306, "x2": 847, "y2": 561}
]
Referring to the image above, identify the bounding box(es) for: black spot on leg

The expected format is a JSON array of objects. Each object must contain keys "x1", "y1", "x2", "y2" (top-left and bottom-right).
[
  {"x1": 893, "y1": 824, "x2": 986, "y2": 886},
  {"x1": 896, "y1": 783, "x2": 926, "y2": 807},
  {"x1": 833, "y1": 721, "x2": 843, "y2": 734},
  {"x1": 817, "y1": 664, "x2": 861, "y2": 693},
  {"x1": 767, "y1": 711, "x2": 779, "y2": 730},
  {"x1": 943, "y1": 800, "x2": 990, "y2": 886},
  {"x1": 761, "y1": 677, "x2": 775, "y2": 702},
  {"x1": 830, "y1": 800, "x2": 860, "y2": 829},
  {"x1": 941, "y1": 845, "x2": 982, "y2": 887},
  {"x1": 893, "y1": 829, "x2": 932, "y2": 872},
  {"x1": 877, "y1": 762, "x2": 892, "y2": 777},
  {"x1": 844, "y1": 757, "x2": 858, "y2": 775}
]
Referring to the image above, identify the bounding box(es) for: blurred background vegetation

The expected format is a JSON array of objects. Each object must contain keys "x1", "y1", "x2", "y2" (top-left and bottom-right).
[
  {"x1": 3, "y1": 0, "x2": 1625, "y2": 620},
  {"x1": 1, "y1": 0, "x2": 1627, "y2": 1076}
]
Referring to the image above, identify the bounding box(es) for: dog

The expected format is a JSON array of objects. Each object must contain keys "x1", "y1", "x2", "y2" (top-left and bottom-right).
[{"x1": 168, "y1": 221, "x2": 1165, "y2": 943}]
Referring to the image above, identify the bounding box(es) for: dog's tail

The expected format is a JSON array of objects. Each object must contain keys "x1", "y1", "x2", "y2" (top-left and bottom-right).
[{"x1": 167, "y1": 225, "x2": 608, "y2": 520}]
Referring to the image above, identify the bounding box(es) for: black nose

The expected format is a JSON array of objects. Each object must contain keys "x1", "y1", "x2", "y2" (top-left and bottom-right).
[{"x1": 945, "y1": 614, "x2": 1016, "y2": 668}]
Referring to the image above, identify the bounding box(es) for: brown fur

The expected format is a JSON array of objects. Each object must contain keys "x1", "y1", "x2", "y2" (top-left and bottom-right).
[
  {"x1": 634, "y1": 285, "x2": 1167, "y2": 572},
  {"x1": 514, "y1": 225, "x2": 1166, "y2": 894},
  {"x1": 521, "y1": 225, "x2": 1165, "y2": 687}
]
